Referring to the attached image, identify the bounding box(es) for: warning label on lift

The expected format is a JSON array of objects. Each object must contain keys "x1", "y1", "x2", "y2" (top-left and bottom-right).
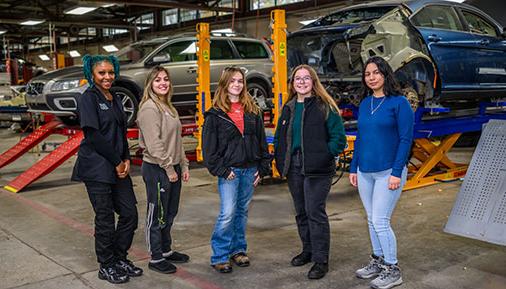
[
  {"x1": 203, "y1": 50, "x2": 210, "y2": 61},
  {"x1": 279, "y1": 42, "x2": 286, "y2": 56}
]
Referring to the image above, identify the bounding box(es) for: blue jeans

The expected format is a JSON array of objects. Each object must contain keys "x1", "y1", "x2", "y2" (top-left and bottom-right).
[
  {"x1": 210, "y1": 167, "x2": 256, "y2": 265},
  {"x1": 357, "y1": 167, "x2": 407, "y2": 265}
]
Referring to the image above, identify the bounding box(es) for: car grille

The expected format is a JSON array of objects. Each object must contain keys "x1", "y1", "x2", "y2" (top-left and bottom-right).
[{"x1": 27, "y1": 81, "x2": 45, "y2": 95}]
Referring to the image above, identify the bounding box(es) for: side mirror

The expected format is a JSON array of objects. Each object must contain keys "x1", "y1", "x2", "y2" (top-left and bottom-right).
[{"x1": 152, "y1": 54, "x2": 171, "y2": 64}]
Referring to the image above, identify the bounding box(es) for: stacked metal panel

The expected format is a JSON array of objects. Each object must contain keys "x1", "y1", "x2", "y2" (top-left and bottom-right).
[{"x1": 445, "y1": 119, "x2": 506, "y2": 246}]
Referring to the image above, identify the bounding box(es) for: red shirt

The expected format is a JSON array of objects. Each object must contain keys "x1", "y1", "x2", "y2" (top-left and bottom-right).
[{"x1": 227, "y1": 102, "x2": 244, "y2": 135}]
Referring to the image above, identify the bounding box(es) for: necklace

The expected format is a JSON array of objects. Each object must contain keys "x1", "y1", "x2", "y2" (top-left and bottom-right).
[{"x1": 370, "y1": 96, "x2": 385, "y2": 115}]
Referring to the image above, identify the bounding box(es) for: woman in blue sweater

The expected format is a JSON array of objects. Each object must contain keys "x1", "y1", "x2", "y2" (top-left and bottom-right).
[{"x1": 349, "y1": 56, "x2": 414, "y2": 289}]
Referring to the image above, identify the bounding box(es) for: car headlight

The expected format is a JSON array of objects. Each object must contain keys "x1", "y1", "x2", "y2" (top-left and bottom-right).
[{"x1": 51, "y1": 79, "x2": 88, "y2": 91}]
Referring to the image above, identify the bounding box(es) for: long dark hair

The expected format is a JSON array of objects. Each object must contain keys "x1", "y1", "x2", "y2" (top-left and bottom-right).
[{"x1": 360, "y1": 56, "x2": 401, "y2": 100}]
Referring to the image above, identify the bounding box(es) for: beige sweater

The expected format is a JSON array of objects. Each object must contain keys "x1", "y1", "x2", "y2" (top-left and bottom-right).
[{"x1": 137, "y1": 99, "x2": 189, "y2": 175}]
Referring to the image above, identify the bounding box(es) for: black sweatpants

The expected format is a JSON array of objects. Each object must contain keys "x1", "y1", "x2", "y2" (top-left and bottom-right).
[
  {"x1": 85, "y1": 176, "x2": 138, "y2": 267},
  {"x1": 141, "y1": 162, "x2": 182, "y2": 261},
  {"x1": 287, "y1": 151, "x2": 333, "y2": 264}
]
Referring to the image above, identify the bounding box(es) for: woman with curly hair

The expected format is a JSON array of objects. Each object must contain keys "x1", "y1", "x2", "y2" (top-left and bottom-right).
[{"x1": 72, "y1": 55, "x2": 142, "y2": 284}]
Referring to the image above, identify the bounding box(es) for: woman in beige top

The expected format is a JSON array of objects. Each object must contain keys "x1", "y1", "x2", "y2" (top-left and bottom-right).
[{"x1": 137, "y1": 66, "x2": 190, "y2": 274}]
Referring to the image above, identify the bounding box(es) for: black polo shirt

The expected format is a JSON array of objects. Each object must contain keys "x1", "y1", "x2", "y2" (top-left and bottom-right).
[{"x1": 71, "y1": 86, "x2": 129, "y2": 184}]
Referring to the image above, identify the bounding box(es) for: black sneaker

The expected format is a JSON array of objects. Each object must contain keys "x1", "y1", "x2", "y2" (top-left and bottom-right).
[
  {"x1": 163, "y1": 251, "x2": 190, "y2": 263},
  {"x1": 148, "y1": 259, "x2": 177, "y2": 274},
  {"x1": 291, "y1": 251, "x2": 312, "y2": 266},
  {"x1": 116, "y1": 259, "x2": 143, "y2": 277},
  {"x1": 98, "y1": 265, "x2": 129, "y2": 284},
  {"x1": 308, "y1": 262, "x2": 329, "y2": 279}
]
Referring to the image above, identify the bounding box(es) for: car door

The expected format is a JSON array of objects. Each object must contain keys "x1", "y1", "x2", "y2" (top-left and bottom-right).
[
  {"x1": 458, "y1": 8, "x2": 506, "y2": 89},
  {"x1": 411, "y1": 4, "x2": 479, "y2": 92}
]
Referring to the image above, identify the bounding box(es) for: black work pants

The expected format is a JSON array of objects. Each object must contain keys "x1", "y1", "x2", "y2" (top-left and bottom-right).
[
  {"x1": 85, "y1": 176, "x2": 138, "y2": 267},
  {"x1": 142, "y1": 162, "x2": 182, "y2": 261},
  {"x1": 287, "y1": 151, "x2": 332, "y2": 263}
]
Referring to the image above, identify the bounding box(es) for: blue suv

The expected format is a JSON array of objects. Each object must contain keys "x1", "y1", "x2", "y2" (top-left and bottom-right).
[{"x1": 288, "y1": 0, "x2": 506, "y2": 109}]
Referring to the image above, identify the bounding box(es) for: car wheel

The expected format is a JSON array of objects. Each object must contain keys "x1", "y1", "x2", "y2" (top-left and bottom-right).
[
  {"x1": 248, "y1": 82, "x2": 271, "y2": 111},
  {"x1": 402, "y1": 86, "x2": 419, "y2": 112},
  {"x1": 110, "y1": 86, "x2": 138, "y2": 127}
]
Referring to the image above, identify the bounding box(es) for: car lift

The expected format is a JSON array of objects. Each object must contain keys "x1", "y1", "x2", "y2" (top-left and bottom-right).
[
  {"x1": 402, "y1": 103, "x2": 506, "y2": 190},
  {"x1": 0, "y1": 117, "x2": 198, "y2": 193}
]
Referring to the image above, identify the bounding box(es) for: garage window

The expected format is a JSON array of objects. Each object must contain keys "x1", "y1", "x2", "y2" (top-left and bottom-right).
[
  {"x1": 461, "y1": 10, "x2": 498, "y2": 37},
  {"x1": 232, "y1": 41, "x2": 269, "y2": 59},
  {"x1": 412, "y1": 5, "x2": 463, "y2": 31}
]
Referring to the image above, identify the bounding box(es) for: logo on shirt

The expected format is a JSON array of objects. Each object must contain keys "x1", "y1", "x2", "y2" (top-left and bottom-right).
[{"x1": 99, "y1": 103, "x2": 109, "y2": 110}]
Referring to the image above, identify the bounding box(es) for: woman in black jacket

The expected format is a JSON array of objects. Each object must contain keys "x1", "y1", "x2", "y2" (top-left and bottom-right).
[
  {"x1": 202, "y1": 66, "x2": 271, "y2": 273},
  {"x1": 274, "y1": 64, "x2": 347, "y2": 280},
  {"x1": 71, "y1": 55, "x2": 143, "y2": 284}
]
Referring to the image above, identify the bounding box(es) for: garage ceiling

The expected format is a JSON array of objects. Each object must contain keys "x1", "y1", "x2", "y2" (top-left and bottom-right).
[{"x1": 0, "y1": 0, "x2": 235, "y2": 43}]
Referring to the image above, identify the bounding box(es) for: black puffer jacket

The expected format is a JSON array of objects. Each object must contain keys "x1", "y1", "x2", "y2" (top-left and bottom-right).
[{"x1": 202, "y1": 107, "x2": 271, "y2": 178}]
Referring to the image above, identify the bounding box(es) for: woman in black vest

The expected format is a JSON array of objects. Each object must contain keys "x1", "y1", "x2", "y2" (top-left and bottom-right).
[{"x1": 274, "y1": 64, "x2": 346, "y2": 279}]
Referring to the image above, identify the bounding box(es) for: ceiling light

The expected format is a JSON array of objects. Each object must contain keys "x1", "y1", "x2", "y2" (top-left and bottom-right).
[
  {"x1": 102, "y1": 4, "x2": 115, "y2": 8},
  {"x1": 68, "y1": 50, "x2": 81, "y2": 57},
  {"x1": 102, "y1": 45, "x2": 118, "y2": 52},
  {"x1": 0, "y1": 31, "x2": 6, "y2": 35},
  {"x1": 299, "y1": 19, "x2": 317, "y2": 25},
  {"x1": 20, "y1": 20, "x2": 45, "y2": 26},
  {"x1": 64, "y1": 7, "x2": 98, "y2": 15},
  {"x1": 38, "y1": 54, "x2": 50, "y2": 61}
]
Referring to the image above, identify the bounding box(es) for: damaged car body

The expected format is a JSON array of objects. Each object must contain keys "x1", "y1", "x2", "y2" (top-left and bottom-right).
[{"x1": 288, "y1": 0, "x2": 506, "y2": 111}]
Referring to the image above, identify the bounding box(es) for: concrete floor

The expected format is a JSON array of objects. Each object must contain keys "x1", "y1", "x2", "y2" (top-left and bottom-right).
[{"x1": 0, "y1": 128, "x2": 505, "y2": 289}]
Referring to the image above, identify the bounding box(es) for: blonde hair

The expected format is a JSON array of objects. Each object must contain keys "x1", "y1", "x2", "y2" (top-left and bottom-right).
[
  {"x1": 139, "y1": 66, "x2": 177, "y2": 117},
  {"x1": 212, "y1": 66, "x2": 261, "y2": 115},
  {"x1": 288, "y1": 64, "x2": 340, "y2": 113}
]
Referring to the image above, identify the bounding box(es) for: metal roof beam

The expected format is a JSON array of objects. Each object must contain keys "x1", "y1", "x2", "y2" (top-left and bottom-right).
[{"x1": 82, "y1": 0, "x2": 234, "y2": 12}]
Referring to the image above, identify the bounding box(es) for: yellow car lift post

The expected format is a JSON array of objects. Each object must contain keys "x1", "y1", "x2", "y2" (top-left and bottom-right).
[
  {"x1": 270, "y1": 9, "x2": 288, "y2": 127},
  {"x1": 269, "y1": 9, "x2": 288, "y2": 177},
  {"x1": 195, "y1": 23, "x2": 211, "y2": 162}
]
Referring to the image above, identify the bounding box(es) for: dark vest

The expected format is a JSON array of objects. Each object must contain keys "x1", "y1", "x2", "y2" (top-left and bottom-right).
[{"x1": 275, "y1": 97, "x2": 335, "y2": 176}]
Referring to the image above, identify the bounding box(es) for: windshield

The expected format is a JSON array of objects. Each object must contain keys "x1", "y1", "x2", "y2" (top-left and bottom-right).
[
  {"x1": 115, "y1": 41, "x2": 166, "y2": 64},
  {"x1": 306, "y1": 6, "x2": 396, "y2": 27}
]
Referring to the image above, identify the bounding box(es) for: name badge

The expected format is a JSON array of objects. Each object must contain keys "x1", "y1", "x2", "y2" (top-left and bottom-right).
[{"x1": 99, "y1": 103, "x2": 109, "y2": 110}]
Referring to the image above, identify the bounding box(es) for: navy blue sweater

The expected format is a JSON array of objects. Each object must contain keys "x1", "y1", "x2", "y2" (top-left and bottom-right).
[{"x1": 350, "y1": 95, "x2": 414, "y2": 177}]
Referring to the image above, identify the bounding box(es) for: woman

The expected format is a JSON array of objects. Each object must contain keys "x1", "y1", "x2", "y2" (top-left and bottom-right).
[
  {"x1": 274, "y1": 64, "x2": 347, "y2": 280},
  {"x1": 71, "y1": 55, "x2": 142, "y2": 284},
  {"x1": 202, "y1": 66, "x2": 271, "y2": 273},
  {"x1": 349, "y1": 56, "x2": 414, "y2": 289},
  {"x1": 137, "y1": 66, "x2": 190, "y2": 274}
]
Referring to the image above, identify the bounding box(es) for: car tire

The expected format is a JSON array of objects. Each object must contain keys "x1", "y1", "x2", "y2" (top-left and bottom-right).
[
  {"x1": 248, "y1": 82, "x2": 272, "y2": 111},
  {"x1": 110, "y1": 86, "x2": 138, "y2": 127}
]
